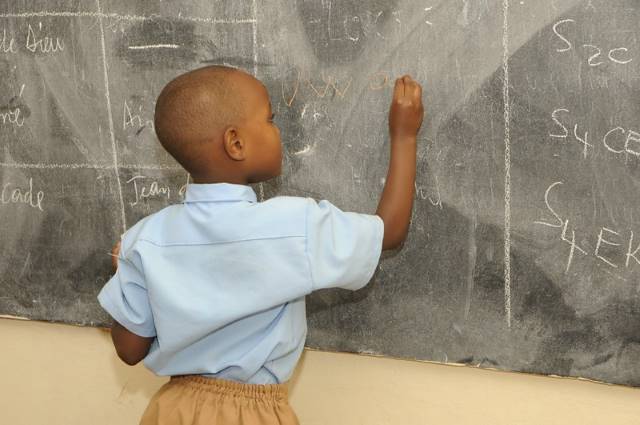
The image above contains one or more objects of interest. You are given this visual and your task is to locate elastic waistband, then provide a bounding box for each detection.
[169,375,288,402]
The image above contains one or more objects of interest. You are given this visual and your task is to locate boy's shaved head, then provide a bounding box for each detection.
[154,65,252,175]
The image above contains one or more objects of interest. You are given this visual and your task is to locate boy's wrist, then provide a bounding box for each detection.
[390,133,417,143]
[390,135,418,149]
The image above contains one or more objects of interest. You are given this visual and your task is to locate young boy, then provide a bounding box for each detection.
[98,65,423,424]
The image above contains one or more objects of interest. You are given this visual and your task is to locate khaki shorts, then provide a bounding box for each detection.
[140,375,300,425]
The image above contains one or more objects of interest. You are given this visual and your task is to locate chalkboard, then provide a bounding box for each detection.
[1,0,639,387]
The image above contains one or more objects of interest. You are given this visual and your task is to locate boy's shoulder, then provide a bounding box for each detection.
[257,195,312,210]
[119,196,322,253]
[119,203,182,254]
[257,195,342,226]
[250,195,313,232]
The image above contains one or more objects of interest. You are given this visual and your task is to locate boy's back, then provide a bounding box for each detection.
[99,182,382,384]
[98,65,423,424]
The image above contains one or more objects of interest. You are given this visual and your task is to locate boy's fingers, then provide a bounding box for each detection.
[402,80,417,102]
[402,75,413,96]
[405,76,421,97]
[412,82,423,103]
[110,242,121,271]
[393,77,404,100]
[394,75,422,104]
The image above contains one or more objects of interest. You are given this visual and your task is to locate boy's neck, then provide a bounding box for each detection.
[191,176,249,185]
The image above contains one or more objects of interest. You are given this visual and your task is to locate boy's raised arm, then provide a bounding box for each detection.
[376,75,424,250]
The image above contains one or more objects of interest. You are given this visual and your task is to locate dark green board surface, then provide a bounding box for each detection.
[1,0,639,386]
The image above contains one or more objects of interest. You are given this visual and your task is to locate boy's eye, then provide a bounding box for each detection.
[269,113,276,122]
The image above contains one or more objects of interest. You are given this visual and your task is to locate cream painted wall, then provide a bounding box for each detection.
[1,318,639,425]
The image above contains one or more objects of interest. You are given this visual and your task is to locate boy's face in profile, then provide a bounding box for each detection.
[238,76,282,183]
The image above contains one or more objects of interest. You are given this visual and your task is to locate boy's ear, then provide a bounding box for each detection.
[222,126,246,161]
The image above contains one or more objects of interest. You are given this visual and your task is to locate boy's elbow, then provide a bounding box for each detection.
[381,229,408,251]
[115,348,145,366]
[110,321,153,366]
[382,239,404,251]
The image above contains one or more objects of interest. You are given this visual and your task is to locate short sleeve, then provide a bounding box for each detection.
[97,247,156,338]
[305,199,384,291]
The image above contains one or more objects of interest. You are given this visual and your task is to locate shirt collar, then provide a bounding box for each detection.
[184,183,257,203]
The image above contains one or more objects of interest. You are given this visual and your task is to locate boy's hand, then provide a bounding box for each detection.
[389,75,424,140]
[111,241,121,273]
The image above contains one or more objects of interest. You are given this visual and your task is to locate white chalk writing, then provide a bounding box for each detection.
[325,6,388,42]
[25,23,64,54]
[549,108,591,158]
[0,28,17,53]
[534,181,638,273]
[0,105,25,127]
[415,179,442,209]
[553,19,574,52]
[1,178,44,211]
[550,108,640,161]
[126,175,170,206]
[123,100,154,133]
[553,18,633,66]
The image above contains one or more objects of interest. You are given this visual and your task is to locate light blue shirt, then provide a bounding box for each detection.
[98,183,383,384]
